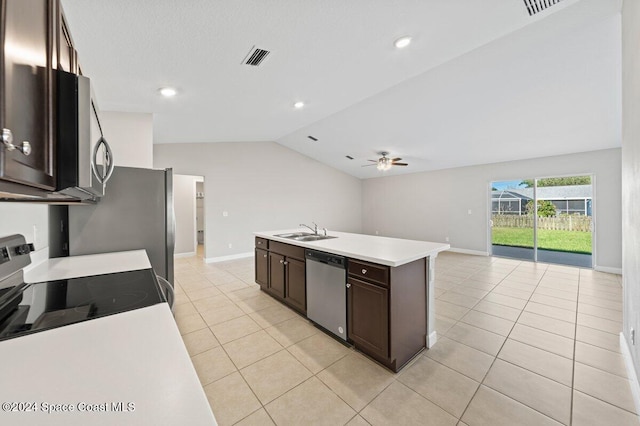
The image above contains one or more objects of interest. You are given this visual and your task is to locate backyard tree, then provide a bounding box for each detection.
[521,176,591,187]
[526,200,556,217]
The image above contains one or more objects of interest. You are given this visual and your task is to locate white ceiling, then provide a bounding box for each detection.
[61,0,622,179]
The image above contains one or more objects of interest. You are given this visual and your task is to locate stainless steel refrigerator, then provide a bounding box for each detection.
[49,166,175,285]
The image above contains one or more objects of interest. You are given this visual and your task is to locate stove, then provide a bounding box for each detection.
[0,234,167,341]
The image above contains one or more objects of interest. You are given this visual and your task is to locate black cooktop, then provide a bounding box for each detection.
[0,268,165,341]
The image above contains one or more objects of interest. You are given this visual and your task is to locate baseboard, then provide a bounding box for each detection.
[205,252,253,263]
[426,331,438,348]
[619,333,640,417]
[448,247,489,256]
[174,252,196,259]
[595,265,623,275]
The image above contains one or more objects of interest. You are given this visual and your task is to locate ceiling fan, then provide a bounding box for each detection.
[363,152,408,171]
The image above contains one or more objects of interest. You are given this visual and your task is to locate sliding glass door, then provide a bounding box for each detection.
[490,176,593,267]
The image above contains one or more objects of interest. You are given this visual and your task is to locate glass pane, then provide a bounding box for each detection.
[491,180,534,261]
[536,176,592,267]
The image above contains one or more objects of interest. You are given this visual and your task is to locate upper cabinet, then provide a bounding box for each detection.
[0,0,58,191]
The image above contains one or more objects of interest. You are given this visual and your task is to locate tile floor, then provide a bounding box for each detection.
[173,247,639,425]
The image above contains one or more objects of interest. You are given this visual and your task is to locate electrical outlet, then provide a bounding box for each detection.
[222,211,228,217]
[467,209,472,215]
[445,236,450,242]
[375,231,379,235]
[228,243,232,249]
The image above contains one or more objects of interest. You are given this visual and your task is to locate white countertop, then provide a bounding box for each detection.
[3,250,216,425]
[24,250,152,283]
[255,229,450,267]
[0,304,216,425]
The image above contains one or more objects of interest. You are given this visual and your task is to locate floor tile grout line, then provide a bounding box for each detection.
[182,252,629,425]
[454,258,532,421]
[458,259,569,423]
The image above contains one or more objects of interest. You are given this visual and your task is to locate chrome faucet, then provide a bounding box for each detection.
[300,222,318,234]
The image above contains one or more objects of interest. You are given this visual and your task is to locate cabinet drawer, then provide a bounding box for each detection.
[348,259,389,287]
[269,241,305,260]
[255,237,269,249]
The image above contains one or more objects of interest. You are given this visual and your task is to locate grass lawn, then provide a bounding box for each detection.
[491,227,592,254]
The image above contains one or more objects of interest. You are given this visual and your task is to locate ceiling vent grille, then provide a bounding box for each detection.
[523,0,562,16]
[243,46,270,66]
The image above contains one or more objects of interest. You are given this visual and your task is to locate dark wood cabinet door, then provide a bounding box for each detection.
[285,257,306,313]
[268,252,285,299]
[1,0,56,190]
[255,248,269,290]
[348,277,389,360]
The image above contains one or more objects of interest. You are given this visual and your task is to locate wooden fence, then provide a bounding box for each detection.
[491,214,592,232]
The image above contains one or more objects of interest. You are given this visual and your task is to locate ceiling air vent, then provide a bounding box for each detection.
[523,0,562,16]
[243,46,270,67]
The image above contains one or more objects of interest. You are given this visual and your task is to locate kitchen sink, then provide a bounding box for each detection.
[274,232,314,238]
[291,235,337,242]
[274,232,337,242]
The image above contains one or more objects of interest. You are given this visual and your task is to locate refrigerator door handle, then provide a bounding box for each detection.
[156,275,175,313]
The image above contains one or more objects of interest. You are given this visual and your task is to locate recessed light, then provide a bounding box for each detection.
[394,36,412,49]
[159,87,178,97]
[293,101,305,109]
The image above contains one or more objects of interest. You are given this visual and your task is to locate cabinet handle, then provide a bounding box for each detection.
[346,283,351,288]
[257,241,262,244]
[362,268,367,274]
[263,254,267,258]
[280,259,284,264]
[283,261,288,265]
[1,129,31,156]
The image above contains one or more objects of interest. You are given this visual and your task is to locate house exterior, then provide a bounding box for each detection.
[491,185,593,216]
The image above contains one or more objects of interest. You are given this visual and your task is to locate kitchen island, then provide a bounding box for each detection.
[254,229,449,372]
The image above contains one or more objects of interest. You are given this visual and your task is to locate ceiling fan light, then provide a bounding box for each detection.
[394,36,412,49]
[159,87,178,97]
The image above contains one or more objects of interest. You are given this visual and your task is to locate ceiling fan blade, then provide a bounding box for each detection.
[367,159,378,162]
[392,163,408,166]
[391,158,402,162]
[361,164,377,167]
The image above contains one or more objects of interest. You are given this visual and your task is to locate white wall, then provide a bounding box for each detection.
[154,142,362,261]
[622,0,640,388]
[0,204,49,268]
[173,175,200,256]
[363,148,622,271]
[101,111,153,168]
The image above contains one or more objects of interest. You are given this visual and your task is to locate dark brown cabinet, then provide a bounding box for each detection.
[347,257,428,372]
[1,0,58,190]
[255,248,269,290]
[348,276,389,360]
[254,239,306,315]
[268,252,286,299]
[284,257,306,313]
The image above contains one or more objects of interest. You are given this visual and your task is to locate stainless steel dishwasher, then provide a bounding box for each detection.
[305,249,347,341]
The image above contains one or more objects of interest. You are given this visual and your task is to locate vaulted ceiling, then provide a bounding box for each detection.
[61,0,622,178]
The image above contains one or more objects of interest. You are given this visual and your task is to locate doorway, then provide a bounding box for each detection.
[173,174,205,258]
[490,176,593,268]
[196,181,205,258]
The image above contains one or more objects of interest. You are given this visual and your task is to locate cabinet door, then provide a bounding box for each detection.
[268,252,285,299]
[348,277,389,360]
[255,248,269,290]
[285,257,305,313]
[1,0,56,190]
